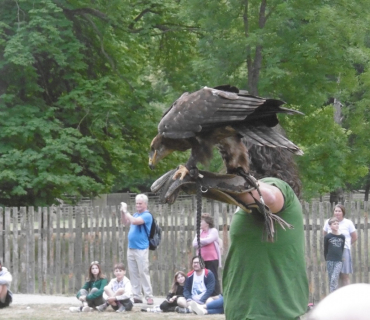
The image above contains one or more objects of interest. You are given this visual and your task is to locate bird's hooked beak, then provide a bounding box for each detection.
[149,150,157,170]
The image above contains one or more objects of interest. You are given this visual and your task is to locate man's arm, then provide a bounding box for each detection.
[351,230,358,245]
[120,202,145,225]
[183,277,192,300]
[235,181,284,213]
[200,271,215,303]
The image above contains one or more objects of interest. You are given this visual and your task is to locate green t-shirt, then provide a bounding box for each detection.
[223,178,308,320]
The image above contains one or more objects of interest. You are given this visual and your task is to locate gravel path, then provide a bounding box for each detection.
[13,294,165,306]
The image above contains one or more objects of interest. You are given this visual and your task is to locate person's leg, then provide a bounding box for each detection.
[88,288,104,307]
[326,261,335,292]
[127,248,142,300]
[136,248,153,300]
[121,298,133,311]
[160,300,170,312]
[331,262,343,292]
[204,260,220,295]
[176,297,187,308]
[206,295,224,314]
[339,249,352,287]
[0,285,7,303]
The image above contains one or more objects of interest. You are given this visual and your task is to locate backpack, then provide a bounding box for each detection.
[146,213,162,251]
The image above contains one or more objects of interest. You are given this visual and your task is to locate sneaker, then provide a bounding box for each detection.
[116,305,126,313]
[176,306,191,313]
[96,303,108,312]
[190,301,206,315]
[82,306,93,312]
[147,298,154,305]
[69,306,82,312]
[134,298,143,303]
[141,308,148,312]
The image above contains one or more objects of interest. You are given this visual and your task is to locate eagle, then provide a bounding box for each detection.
[149,85,303,179]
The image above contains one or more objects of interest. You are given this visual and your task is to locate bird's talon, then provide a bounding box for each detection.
[172,165,189,180]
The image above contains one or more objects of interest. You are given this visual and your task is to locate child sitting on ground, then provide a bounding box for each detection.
[69,261,107,312]
[96,263,133,313]
[141,270,186,312]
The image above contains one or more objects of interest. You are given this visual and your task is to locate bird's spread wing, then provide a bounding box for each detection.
[158,87,283,139]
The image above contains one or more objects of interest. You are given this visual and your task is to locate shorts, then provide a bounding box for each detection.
[0,290,13,309]
[341,248,353,274]
[112,298,133,311]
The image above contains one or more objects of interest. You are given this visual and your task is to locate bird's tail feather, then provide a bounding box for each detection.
[235,126,303,156]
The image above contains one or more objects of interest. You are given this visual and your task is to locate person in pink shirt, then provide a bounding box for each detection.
[192,213,221,295]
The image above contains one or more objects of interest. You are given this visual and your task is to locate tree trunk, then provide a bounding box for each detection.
[329,188,344,204]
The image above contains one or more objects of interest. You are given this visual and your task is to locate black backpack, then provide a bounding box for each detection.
[146,213,162,250]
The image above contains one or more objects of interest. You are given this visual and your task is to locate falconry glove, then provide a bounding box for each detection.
[151,168,294,242]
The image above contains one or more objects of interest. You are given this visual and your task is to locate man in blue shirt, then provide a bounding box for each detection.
[121,194,154,305]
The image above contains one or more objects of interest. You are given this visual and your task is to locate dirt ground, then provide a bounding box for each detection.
[1,294,226,320]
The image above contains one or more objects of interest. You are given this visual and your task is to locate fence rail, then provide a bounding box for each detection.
[1,198,369,302]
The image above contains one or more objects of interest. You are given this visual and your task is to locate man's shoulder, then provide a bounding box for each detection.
[187,270,195,277]
[204,269,214,277]
[137,210,152,218]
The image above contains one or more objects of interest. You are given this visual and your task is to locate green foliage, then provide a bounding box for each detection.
[2,0,370,205]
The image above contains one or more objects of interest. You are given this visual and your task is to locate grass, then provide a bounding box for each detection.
[2,304,226,320]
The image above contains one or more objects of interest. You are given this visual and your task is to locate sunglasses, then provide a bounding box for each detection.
[90,261,99,265]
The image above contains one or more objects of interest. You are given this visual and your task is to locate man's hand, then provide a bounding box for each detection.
[120,202,128,213]
[120,202,130,225]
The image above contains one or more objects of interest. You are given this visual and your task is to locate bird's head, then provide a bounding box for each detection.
[149,135,174,170]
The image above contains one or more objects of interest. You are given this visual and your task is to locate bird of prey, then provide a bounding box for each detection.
[149,85,303,179]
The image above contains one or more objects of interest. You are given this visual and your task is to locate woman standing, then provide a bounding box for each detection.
[323,204,357,287]
[69,261,108,312]
[192,213,221,295]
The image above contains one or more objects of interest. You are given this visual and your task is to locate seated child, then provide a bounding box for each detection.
[69,261,107,312]
[96,263,133,313]
[141,270,186,312]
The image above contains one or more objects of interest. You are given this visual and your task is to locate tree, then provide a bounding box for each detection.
[166,0,370,199]
[0,0,188,205]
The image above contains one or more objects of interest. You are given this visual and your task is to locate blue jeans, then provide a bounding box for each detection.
[206,295,224,314]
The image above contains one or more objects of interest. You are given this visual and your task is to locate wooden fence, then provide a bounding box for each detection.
[0,198,369,302]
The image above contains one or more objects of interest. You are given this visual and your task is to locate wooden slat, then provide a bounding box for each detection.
[83,207,89,274]
[94,206,100,263]
[42,207,48,294]
[364,201,369,283]
[68,206,74,293]
[36,207,42,294]
[0,208,3,260]
[12,207,19,292]
[19,207,27,293]
[61,207,66,294]
[48,207,54,294]
[75,207,82,291]
[55,207,61,294]
[312,202,320,302]
[304,202,312,299]
[28,207,35,293]
[350,201,357,283]
[111,205,118,267]
[318,202,326,299]
[355,202,362,283]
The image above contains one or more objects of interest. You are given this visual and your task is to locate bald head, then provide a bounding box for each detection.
[308,284,370,320]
